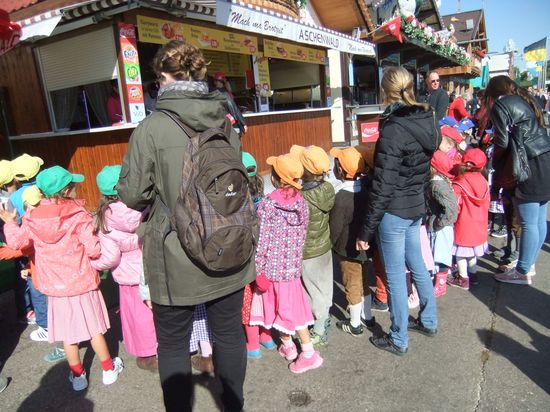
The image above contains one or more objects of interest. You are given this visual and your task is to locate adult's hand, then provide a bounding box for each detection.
[356,239,370,251]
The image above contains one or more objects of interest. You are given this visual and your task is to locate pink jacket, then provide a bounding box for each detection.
[90,201,143,285]
[4,199,100,297]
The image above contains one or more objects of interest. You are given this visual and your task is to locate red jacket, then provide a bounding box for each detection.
[448,97,470,121]
[4,199,101,297]
[452,172,490,247]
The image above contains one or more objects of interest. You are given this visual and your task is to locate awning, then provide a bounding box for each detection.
[215,0,376,57]
[18,9,62,41]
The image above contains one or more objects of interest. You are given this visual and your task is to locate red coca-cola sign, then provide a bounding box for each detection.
[361,121,379,142]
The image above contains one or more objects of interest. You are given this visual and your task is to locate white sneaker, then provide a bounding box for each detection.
[102,357,123,385]
[30,326,48,342]
[69,372,88,391]
[526,264,536,276]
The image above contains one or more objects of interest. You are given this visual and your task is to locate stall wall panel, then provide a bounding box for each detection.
[38,27,118,91]
[0,45,50,135]
[242,110,332,175]
[12,129,130,210]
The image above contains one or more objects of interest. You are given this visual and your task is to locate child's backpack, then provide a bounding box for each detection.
[159,110,258,273]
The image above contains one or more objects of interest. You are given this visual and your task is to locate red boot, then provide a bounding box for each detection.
[433,271,448,298]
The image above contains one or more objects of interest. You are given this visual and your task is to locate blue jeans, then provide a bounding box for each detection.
[514,199,548,274]
[377,213,437,348]
[28,277,48,329]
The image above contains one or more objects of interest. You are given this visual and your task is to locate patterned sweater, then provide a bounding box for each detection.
[426,175,458,232]
[255,188,309,282]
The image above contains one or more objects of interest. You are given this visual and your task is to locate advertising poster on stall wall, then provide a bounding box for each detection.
[263,39,326,64]
[136,15,258,55]
[118,23,145,124]
[253,54,271,112]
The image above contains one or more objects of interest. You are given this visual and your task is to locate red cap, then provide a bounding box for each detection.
[441,126,463,144]
[430,150,454,179]
[462,148,487,169]
[213,71,227,81]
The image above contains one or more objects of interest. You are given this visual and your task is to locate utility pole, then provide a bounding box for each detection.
[457,0,461,12]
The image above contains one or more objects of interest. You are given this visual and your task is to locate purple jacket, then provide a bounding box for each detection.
[255,188,309,282]
[90,201,144,285]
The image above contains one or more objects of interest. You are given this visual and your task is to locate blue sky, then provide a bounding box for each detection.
[438,0,550,68]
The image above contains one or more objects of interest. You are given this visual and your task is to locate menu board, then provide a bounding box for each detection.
[263,39,326,65]
[202,50,251,77]
[256,54,271,91]
[137,15,257,55]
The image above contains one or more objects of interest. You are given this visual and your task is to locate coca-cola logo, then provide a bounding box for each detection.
[363,127,378,136]
[119,26,135,38]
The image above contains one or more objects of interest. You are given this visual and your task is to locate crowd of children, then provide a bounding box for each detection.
[0,119,514,390]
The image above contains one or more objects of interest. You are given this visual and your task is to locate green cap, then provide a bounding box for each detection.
[36,166,84,197]
[241,152,257,177]
[96,165,122,196]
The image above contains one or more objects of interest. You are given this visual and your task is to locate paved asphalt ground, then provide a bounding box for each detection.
[1,228,550,411]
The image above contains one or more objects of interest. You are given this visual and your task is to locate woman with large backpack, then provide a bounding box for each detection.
[117,40,255,412]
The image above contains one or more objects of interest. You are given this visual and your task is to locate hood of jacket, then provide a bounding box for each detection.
[387,105,440,153]
[104,201,143,234]
[25,199,89,244]
[453,174,490,206]
[155,87,230,132]
[267,189,307,226]
[302,181,334,213]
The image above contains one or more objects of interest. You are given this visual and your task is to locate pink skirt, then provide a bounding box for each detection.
[249,278,314,335]
[48,289,110,345]
[119,284,157,357]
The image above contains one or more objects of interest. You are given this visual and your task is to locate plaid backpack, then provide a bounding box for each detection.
[160,110,258,272]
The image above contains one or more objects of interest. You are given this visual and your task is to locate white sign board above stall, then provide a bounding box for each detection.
[216,0,376,57]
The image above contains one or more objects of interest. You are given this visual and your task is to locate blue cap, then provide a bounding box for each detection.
[439,116,457,127]
[457,118,475,133]
[485,128,493,134]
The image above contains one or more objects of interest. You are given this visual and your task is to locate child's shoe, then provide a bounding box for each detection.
[447,275,469,290]
[277,340,298,361]
[371,296,389,312]
[289,351,323,374]
[26,310,36,325]
[259,340,276,350]
[360,316,376,331]
[309,330,328,347]
[433,271,448,298]
[247,349,262,359]
[44,347,66,363]
[336,319,363,336]
[30,326,48,342]
[102,357,123,385]
[69,371,88,391]
[136,355,158,372]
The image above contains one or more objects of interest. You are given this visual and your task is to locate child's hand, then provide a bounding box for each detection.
[0,203,16,223]
[144,300,152,310]
[356,239,370,251]
[20,269,29,280]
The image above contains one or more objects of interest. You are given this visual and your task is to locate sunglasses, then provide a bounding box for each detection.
[431,79,440,83]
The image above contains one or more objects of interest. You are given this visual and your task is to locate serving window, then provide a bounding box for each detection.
[36,27,122,131]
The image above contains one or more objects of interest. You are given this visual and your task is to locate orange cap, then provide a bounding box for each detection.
[266,154,304,189]
[329,147,365,179]
[289,145,330,175]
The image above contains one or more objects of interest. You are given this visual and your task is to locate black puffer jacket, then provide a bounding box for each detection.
[491,94,550,201]
[358,105,441,243]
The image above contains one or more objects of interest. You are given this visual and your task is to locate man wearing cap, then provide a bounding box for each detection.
[419,71,449,122]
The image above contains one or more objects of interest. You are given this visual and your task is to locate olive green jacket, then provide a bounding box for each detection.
[301,181,335,259]
[117,88,254,306]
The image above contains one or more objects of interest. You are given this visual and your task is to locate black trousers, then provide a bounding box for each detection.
[152,288,246,412]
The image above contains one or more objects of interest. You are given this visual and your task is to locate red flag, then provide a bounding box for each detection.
[381,16,403,43]
[0,9,21,56]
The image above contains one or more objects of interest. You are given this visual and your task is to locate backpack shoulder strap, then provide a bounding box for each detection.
[158,109,197,138]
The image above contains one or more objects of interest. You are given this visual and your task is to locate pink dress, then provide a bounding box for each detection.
[248,188,314,335]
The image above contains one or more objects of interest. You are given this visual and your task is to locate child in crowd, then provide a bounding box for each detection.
[448,149,490,290]
[90,165,157,372]
[426,150,458,298]
[0,166,123,391]
[249,154,323,374]
[290,145,335,347]
[240,152,275,359]
[439,125,464,166]
[11,155,48,341]
[329,147,375,336]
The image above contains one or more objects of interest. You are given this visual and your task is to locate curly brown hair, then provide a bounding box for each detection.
[152,40,208,82]
[94,195,119,234]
